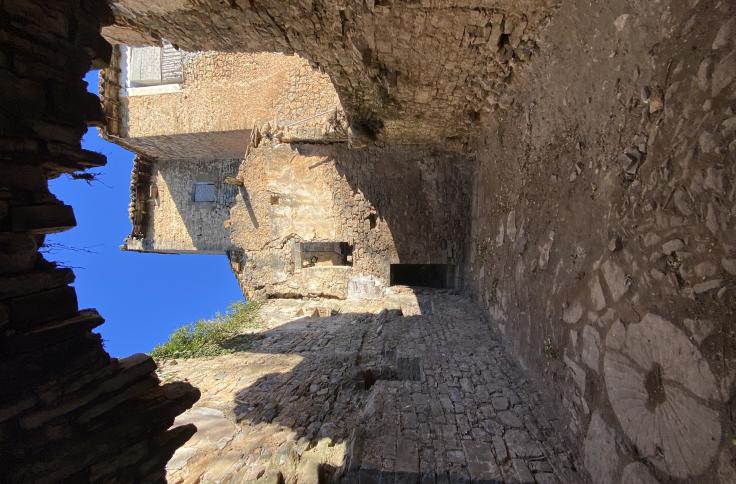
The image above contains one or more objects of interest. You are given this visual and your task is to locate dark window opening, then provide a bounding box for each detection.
[390,264,451,289]
[270,194,279,205]
[300,242,353,267]
[367,213,377,229]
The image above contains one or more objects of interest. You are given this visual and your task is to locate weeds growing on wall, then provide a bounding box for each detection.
[151,300,262,359]
[543,338,560,360]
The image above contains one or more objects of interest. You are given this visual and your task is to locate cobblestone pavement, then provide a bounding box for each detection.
[158,288,586,483]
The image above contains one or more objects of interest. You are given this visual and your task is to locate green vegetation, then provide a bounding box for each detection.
[151,300,262,360]
[543,337,560,360]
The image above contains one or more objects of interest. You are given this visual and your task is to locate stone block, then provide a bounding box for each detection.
[462,440,502,482]
[0,268,74,299]
[10,204,76,234]
[0,69,46,118]
[0,233,38,275]
[7,285,78,329]
[511,458,534,483]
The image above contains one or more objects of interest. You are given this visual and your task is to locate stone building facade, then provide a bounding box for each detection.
[226,142,470,299]
[101,46,470,299]
[103,48,343,159]
[3,0,732,482]
[100,2,736,483]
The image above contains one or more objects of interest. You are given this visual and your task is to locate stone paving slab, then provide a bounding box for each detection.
[158,289,585,483]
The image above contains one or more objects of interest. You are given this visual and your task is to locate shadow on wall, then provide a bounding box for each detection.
[294,143,473,271]
[237,185,259,229]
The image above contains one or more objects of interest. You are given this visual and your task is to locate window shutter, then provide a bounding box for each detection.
[161,42,183,84]
[129,46,162,86]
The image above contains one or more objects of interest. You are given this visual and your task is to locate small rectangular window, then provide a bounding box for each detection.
[193,182,216,202]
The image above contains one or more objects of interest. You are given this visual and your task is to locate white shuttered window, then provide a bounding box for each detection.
[128,41,182,87]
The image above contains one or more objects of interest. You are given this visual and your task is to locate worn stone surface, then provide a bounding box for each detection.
[158,290,584,483]
[465,1,736,482]
[583,412,618,484]
[604,313,721,478]
[0,1,199,482]
[620,462,660,484]
[103,0,560,143]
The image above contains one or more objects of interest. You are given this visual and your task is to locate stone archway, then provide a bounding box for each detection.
[102,0,558,143]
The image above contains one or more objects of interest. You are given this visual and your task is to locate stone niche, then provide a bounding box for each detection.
[389,263,455,289]
[297,241,354,268]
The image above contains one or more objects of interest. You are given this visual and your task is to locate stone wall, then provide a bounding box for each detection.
[230,140,472,299]
[106,49,342,159]
[0,0,198,482]
[103,0,559,143]
[465,1,736,482]
[69,1,736,481]
[125,158,239,253]
[128,138,472,299]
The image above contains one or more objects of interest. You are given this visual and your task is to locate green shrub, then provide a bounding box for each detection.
[151,300,262,360]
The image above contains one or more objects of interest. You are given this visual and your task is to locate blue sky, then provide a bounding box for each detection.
[47,71,243,357]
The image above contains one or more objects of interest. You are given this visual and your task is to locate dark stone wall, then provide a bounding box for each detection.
[465,0,736,482]
[0,1,197,481]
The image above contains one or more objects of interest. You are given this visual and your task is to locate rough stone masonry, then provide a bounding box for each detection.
[0,1,199,483]
[0,0,734,483]
[102,1,736,482]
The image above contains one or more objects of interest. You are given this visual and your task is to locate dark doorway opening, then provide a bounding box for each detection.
[390,264,451,289]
